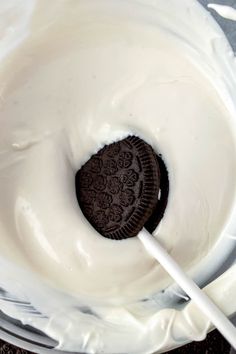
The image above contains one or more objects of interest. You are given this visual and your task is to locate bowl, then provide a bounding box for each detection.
[0,0,236,353]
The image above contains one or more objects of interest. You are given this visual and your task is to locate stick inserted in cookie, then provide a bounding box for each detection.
[75,135,236,349]
[76,135,168,239]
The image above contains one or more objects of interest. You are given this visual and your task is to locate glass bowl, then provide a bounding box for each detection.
[0,0,236,353]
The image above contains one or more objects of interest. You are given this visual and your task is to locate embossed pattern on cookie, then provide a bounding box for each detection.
[76,136,169,239]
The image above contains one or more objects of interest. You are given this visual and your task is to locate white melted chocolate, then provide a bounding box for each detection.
[0,1,236,353]
[208,4,236,21]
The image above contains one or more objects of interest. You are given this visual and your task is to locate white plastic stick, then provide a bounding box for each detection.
[138,229,236,349]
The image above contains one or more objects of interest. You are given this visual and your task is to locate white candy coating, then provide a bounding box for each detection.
[0,1,236,353]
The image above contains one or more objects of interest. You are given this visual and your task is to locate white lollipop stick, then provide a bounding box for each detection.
[138,228,236,349]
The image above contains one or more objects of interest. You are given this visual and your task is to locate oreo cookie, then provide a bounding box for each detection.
[145,154,169,233]
[75,136,168,240]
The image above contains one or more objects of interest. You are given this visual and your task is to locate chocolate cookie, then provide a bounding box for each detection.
[145,154,169,233]
[75,136,168,240]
